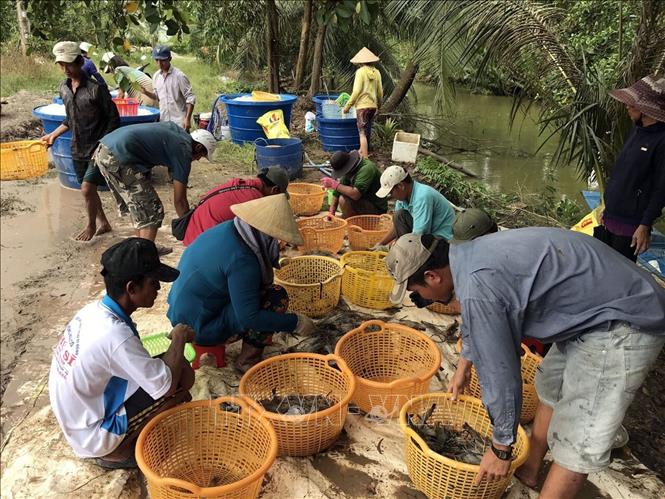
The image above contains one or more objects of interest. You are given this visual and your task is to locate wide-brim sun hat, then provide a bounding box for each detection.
[350,47,380,64]
[329,150,361,179]
[231,194,304,246]
[609,75,665,122]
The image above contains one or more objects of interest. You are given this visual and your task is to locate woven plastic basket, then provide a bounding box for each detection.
[297,215,347,254]
[136,396,277,499]
[345,214,393,251]
[1,140,48,181]
[140,332,196,363]
[400,393,529,499]
[340,251,395,310]
[456,339,542,423]
[287,183,325,216]
[334,320,442,418]
[273,256,343,317]
[239,353,356,456]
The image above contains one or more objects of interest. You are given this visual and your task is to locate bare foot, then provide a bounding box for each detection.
[95,223,112,236]
[75,226,96,241]
[514,468,538,489]
[156,245,173,256]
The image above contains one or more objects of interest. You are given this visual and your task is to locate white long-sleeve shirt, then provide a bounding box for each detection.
[152,65,195,125]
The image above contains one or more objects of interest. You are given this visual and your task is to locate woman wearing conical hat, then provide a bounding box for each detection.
[166,194,315,373]
[343,47,383,158]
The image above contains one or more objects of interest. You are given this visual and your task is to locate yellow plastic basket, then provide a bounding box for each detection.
[136,396,278,499]
[239,353,356,456]
[0,140,48,180]
[456,339,542,423]
[345,214,393,250]
[334,320,441,418]
[297,215,347,255]
[273,256,343,317]
[287,183,325,216]
[400,393,529,499]
[340,251,395,310]
[252,90,281,101]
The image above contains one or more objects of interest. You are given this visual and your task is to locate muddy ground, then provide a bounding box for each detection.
[1,92,664,498]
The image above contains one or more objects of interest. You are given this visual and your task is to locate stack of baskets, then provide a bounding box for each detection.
[0,140,48,181]
[400,393,529,499]
[136,396,277,499]
[287,183,325,216]
[456,339,542,423]
[239,353,356,456]
[345,214,392,250]
[340,251,395,310]
[273,256,343,317]
[297,215,347,254]
[335,320,441,418]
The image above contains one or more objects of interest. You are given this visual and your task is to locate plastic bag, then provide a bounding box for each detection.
[256,109,290,139]
[305,111,316,133]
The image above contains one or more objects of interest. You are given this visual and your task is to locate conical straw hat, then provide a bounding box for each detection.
[231,194,304,245]
[350,47,380,64]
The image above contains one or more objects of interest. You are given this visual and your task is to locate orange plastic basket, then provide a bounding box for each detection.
[334,320,442,418]
[273,255,343,317]
[456,339,542,423]
[112,97,139,116]
[345,214,392,250]
[340,251,396,310]
[297,215,347,254]
[400,393,529,499]
[136,396,277,499]
[0,140,48,180]
[239,353,356,456]
[287,183,325,216]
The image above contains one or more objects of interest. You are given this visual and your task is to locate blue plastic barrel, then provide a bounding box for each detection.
[317,116,360,152]
[312,94,340,117]
[221,93,297,144]
[254,138,303,180]
[32,104,160,189]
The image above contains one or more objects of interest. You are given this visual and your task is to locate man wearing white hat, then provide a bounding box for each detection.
[79,42,108,88]
[375,165,455,246]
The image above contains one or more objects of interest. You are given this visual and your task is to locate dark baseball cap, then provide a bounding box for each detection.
[100,238,179,282]
[258,166,289,194]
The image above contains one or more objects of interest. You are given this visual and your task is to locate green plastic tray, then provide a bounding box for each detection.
[141,332,196,363]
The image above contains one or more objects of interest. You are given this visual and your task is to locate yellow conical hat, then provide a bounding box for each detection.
[231,194,304,245]
[350,47,380,64]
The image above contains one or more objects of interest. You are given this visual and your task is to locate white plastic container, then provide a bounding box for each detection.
[391,131,421,163]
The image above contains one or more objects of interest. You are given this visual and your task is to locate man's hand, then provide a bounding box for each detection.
[40,133,54,147]
[294,314,316,336]
[320,177,340,190]
[447,358,472,400]
[474,447,512,486]
[631,224,651,256]
[168,323,196,343]
[182,117,191,132]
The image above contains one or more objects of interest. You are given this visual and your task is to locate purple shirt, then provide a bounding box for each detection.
[82,58,108,88]
[603,214,639,237]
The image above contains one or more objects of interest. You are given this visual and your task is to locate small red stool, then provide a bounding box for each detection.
[192,343,226,369]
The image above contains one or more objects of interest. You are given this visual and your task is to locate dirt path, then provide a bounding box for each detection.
[0,90,51,141]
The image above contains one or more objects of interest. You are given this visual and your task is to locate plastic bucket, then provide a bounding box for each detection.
[254,137,303,180]
[32,104,160,190]
[317,116,360,152]
[221,93,297,144]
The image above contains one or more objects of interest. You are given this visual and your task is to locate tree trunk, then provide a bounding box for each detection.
[294,0,312,91]
[419,147,479,178]
[266,0,280,93]
[381,58,419,115]
[307,22,326,97]
[16,0,29,56]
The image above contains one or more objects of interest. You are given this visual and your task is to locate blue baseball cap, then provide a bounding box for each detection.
[152,45,171,60]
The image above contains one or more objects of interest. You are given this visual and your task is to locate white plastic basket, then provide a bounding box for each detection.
[392,131,421,163]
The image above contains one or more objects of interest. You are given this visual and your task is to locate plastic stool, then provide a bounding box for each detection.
[192,343,226,369]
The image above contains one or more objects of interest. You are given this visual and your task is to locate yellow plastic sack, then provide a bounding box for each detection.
[257,109,290,139]
[571,203,604,236]
[252,91,281,101]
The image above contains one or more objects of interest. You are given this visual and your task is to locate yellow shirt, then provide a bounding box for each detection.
[344,66,383,111]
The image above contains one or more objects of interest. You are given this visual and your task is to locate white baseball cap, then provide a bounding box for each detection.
[101,51,115,64]
[190,129,217,161]
[79,42,92,53]
[376,165,408,198]
[53,41,81,64]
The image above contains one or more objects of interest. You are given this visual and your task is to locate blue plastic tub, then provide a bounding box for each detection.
[221,93,297,144]
[312,94,340,117]
[33,104,160,189]
[317,116,360,152]
[254,138,303,180]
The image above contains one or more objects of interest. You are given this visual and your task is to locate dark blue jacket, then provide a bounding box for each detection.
[166,221,298,345]
[604,121,665,227]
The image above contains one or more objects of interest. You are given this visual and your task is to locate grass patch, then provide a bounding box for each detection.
[213,140,256,175]
[0,54,63,97]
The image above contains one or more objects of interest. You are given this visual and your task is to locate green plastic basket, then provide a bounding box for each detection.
[140,333,196,363]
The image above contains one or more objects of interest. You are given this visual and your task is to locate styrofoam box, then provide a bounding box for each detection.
[391,131,421,163]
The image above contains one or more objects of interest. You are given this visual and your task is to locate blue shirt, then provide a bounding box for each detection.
[100,122,193,184]
[82,57,108,88]
[451,228,665,446]
[166,221,298,344]
[395,181,455,240]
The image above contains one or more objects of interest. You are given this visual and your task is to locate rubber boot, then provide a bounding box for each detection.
[234,341,264,374]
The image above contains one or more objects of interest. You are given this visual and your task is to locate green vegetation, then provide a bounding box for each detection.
[0,54,63,96]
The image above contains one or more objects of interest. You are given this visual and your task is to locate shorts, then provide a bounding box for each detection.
[535,322,664,474]
[356,107,376,136]
[95,144,164,230]
[73,158,106,186]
